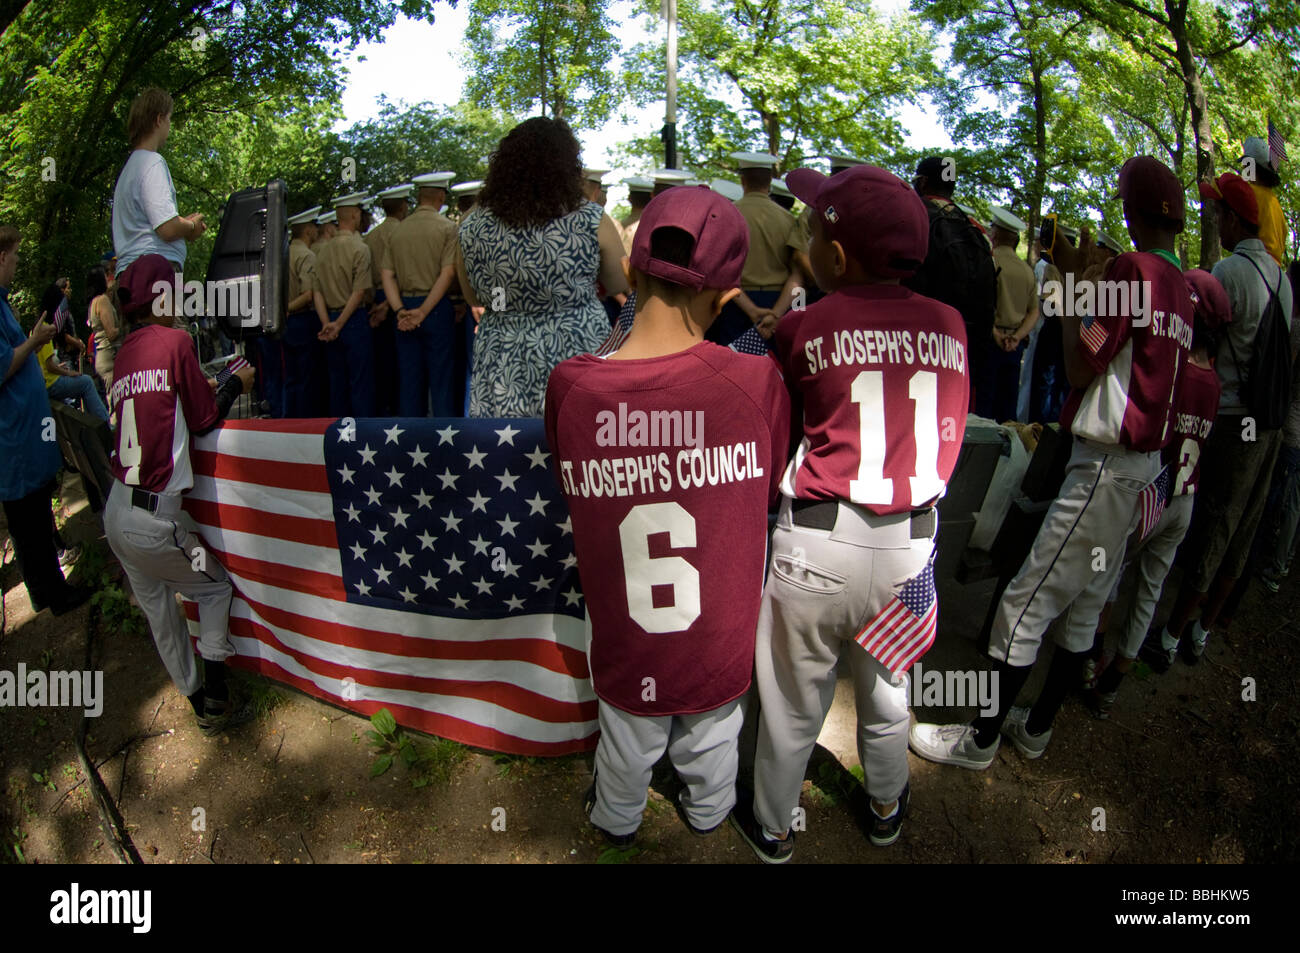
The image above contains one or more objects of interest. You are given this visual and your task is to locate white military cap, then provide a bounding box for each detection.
[956,203,978,218]
[709,178,744,201]
[451,180,484,196]
[771,176,793,198]
[413,171,455,189]
[316,210,337,225]
[623,175,654,193]
[1059,223,1080,242]
[684,177,706,187]
[1242,136,1276,171]
[989,206,1027,233]
[730,151,778,169]
[1096,230,1125,253]
[331,191,372,209]
[828,153,866,171]
[286,206,322,227]
[652,168,694,186]
[582,168,609,184]
[376,184,413,202]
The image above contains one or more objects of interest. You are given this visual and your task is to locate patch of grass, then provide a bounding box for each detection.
[365,709,467,789]
[808,761,862,808]
[238,676,285,718]
[597,845,642,864]
[492,753,544,779]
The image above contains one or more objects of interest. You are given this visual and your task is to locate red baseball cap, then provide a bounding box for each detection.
[1197,172,1259,226]
[785,164,928,278]
[118,254,176,318]
[1183,268,1232,328]
[1115,156,1185,227]
[629,187,749,291]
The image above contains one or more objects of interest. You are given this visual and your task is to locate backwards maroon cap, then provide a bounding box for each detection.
[1197,172,1259,227]
[1116,156,1186,227]
[785,164,928,278]
[1183,268,1232,329]
[118,254,175,318]
[630,187,749,291]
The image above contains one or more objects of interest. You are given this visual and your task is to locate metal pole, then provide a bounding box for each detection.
[663,0,678,168]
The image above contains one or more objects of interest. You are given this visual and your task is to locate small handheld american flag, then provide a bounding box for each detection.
[215,355,250,386]
[1269,118,1288,165]
[1137,464,1172,541]
[855,559,938,676]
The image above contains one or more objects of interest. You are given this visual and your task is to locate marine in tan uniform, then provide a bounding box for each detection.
[312,192,374,416]
[365,183,412,416]
[620,175,653,257]
[282,205,325,416]
[380,171,459,417]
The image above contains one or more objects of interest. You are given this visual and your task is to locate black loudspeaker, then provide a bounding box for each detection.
[205,180,288,337]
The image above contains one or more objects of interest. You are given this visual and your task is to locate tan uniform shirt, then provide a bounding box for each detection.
[381,206,457,295]
[621,217,640,257]
[735,192,797,289]
[363,216,401,288]
[287,238,317,307]
[314,230,371,311]
[992,243,1036,332]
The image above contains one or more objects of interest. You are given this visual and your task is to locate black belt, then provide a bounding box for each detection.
[791,498,936,538]
[130,487,161,513]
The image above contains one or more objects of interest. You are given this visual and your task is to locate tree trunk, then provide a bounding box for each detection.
[1168,0,1217,268]
[1027,60,1048,263]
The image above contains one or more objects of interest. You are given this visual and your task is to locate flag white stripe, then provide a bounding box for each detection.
[189,519,341,576]
[883,608,936,670]
[195,428,326,465]
[189,475,335,522]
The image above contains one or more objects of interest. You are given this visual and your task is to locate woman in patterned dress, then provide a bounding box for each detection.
[457,117,628,417]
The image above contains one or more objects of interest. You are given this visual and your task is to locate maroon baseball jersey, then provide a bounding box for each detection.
[773,284,970,515]
[1061,252,1193,451]
[108,325,220,494]
[545,343,790,716]
[1168,360,1220,497]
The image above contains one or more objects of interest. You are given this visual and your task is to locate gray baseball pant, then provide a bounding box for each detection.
[591,697,744,837]
[753,498,932,840]
[103,479,235,697]
[1110,492,1194,660]
[988,438,1160,667]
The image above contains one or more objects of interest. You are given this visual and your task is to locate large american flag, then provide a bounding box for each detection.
[854,561,938,676]
[1137,463,1172,542]
[181,417,597,755]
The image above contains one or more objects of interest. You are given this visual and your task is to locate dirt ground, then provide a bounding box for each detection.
[2,474,1296,865]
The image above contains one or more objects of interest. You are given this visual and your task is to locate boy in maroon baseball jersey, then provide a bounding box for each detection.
[1082,269,1226,714]
[103,254,256,735]
[730,165,970,862]
[911,156,1193,769]
[545,188,789,846]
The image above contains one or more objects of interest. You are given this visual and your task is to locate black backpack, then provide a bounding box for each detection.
[904,200,998,345]
[1226,255,1292,430]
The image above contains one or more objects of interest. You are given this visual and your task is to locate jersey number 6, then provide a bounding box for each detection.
[618,501,701,634]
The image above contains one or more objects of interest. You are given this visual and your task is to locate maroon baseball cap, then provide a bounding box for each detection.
[118,254,175,318]
[785,164,928,278]
[1115,156,1185,226]
[1183,268,1232,328]
[1197,172,1259,226]
[629,187,749,291]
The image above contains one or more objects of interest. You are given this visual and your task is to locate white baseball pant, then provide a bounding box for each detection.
[103,479,234,697]
[753,497,933,841]
[988,438,1159,667]
[1109,492,1195,660]
[591,697,744,837]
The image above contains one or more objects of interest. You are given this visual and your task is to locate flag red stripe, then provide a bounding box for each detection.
[192,449,331,494]
[191,543,347,599]
[185,497,338,548]
[859,601,907,651]
[880,615,928,669]
[218,418,335,435]
[882,606,936,670]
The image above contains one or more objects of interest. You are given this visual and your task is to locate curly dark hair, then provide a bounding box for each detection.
[480,117,585,229]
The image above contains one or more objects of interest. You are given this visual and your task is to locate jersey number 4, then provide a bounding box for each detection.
[848,369,943,507]
[618,502,701,634]
[117,397,143,485]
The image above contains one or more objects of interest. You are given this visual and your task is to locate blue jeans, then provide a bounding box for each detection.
[48,374,108,421]
[397,296,455,417]
[326,310,375,418]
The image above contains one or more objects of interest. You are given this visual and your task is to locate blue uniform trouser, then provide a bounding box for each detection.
[371,292,399,417]
[258,334,285,418]
[975,335,1025,424]
[327,308,375,418]
[283,309,327,417]
[397,295,455,417]
[709,290,779,349]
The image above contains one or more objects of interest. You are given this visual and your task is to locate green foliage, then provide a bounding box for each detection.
[596,844,641,863]
[464,0,619,128]
[365,707,466,788]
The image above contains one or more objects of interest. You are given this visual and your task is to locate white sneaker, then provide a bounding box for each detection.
[908,722,998,770]
[1188,621,1209,663]
[1000,706,1052,759]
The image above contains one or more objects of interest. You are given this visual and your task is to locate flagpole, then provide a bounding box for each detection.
[663,0,677,168]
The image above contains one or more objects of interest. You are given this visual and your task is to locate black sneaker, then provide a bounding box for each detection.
[674,791,725,837]
[583,780,635,847]
[728,795,794,864]
[867,783,910,847]
[196,692,255,737]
